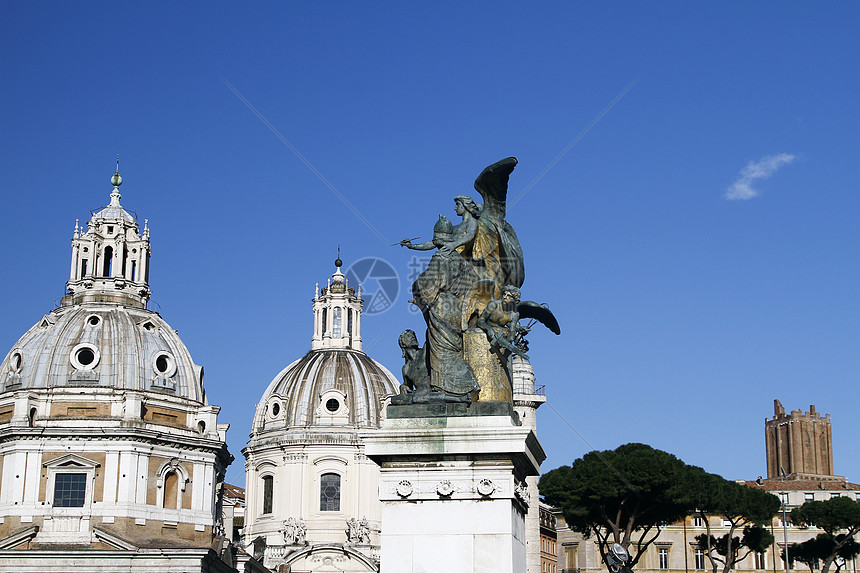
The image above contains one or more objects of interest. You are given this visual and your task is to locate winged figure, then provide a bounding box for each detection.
[472,157,525,291]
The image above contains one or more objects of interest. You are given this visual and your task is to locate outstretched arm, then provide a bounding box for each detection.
[400,238,436,251]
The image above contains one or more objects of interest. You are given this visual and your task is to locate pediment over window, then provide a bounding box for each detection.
[312,455,348,466]
[0,525,39,550]
[255,460,277,473]
[43,453,101,470]
[93,526,139,550]
[286,543,377,572]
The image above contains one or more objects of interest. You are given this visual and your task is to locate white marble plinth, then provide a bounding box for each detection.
[361,412,545,573]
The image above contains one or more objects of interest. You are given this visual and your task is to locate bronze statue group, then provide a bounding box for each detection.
[395,158,559,406]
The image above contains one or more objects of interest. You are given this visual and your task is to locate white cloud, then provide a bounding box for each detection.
[724,153,796,200]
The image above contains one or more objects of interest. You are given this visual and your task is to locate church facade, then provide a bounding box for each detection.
[242,259,401,572]
[553,401,859,573]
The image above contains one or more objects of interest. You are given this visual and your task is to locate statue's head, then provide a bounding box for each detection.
[454,195,482,217]
[502,285,521,304]
[398,329,419,352]
[433,215,453,245]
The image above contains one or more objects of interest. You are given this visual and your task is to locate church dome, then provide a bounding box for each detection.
[92,201,136,223]
[1,303,205,401]
[253,259,398,432]
[255,349,398,431]
[0,168,204,402]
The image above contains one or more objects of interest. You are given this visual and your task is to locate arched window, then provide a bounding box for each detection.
[103,246,113,277]
[320,472,341,511]
[347,309,353,342]
[163,471,179,509]
[156,461,188,509]
[321,308,327,334]
[262,475,274,514]
[333,307,342,337]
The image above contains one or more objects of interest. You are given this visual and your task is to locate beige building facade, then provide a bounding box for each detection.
[554,402,859,573]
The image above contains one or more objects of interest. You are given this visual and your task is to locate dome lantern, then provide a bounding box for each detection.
[311,258,363,351]
[63,164,151,308]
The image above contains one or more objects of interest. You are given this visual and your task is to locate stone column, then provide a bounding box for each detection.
[70,244,78,281]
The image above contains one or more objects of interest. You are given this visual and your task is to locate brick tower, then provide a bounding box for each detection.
[765,399,834,480]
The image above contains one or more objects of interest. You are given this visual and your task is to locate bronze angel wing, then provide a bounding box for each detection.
[517,301,561,335]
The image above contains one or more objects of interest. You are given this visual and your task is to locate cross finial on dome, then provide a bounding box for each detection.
[108,156,124,208]
[111,156,123,188]
[335,245,342,269]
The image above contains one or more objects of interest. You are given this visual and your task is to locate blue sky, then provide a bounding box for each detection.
[2,2,858,489]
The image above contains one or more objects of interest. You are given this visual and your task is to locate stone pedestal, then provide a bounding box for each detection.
[361,404,545,573]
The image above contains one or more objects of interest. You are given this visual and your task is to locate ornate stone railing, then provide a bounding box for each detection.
[264,545,287,560]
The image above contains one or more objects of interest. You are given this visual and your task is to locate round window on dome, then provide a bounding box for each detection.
[271,402,280,417]
[325,398,340,413]
[70,343,100,371]
[10,351,23,372]
[153,352,176,377]
[78,348,95,365]
[87,315,101,326]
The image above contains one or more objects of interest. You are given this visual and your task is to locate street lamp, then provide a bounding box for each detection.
[780,467,790,573]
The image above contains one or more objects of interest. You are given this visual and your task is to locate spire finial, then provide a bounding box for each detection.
[111,155,123,188]
[335,244,343,269]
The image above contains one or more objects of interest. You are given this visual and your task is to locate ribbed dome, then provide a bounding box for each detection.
[1,302,205,402]
[93,201,135,223]
[91,184,136,223]
[254,349,398,432]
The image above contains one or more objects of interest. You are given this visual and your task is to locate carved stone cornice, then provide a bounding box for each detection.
[0,425,227,454]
